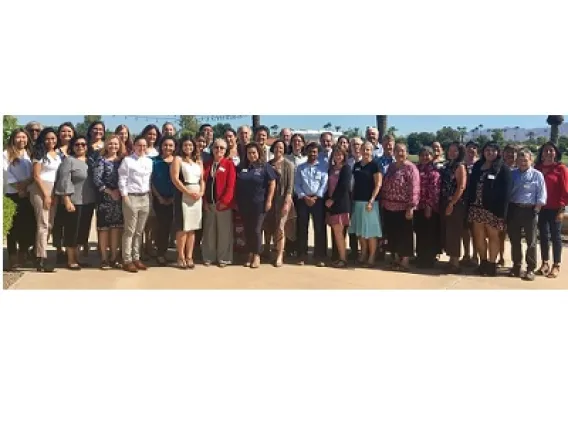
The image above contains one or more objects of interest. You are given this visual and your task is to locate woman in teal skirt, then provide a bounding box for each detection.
[348,142,383,267]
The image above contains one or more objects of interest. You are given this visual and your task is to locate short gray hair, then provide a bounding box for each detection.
[517,148,533,159]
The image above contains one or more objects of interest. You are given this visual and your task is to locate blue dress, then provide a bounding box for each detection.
[93,156,124,230]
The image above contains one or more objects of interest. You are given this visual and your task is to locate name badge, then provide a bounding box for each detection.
[524,183,532,189]
[219,167,226,172]
[354,167,361,172]
[488,174,496,180]
[242,169,248,173]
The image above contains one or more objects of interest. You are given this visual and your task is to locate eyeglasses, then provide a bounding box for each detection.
[74,143,87,147]
[214,146,226,150]
[31,128,40,132]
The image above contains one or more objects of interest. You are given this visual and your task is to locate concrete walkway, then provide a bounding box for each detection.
[6,220,567,289]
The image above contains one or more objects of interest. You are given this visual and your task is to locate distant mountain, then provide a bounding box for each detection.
[466,123,568,142]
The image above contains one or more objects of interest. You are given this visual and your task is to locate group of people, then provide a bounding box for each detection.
[3,120,567,281]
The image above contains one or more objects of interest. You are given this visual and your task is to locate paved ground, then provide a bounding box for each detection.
[4,219,567,290]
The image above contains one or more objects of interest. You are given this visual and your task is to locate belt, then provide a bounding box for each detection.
[512,203,535,208]
[129,192,149,196]
[184,182,199,185]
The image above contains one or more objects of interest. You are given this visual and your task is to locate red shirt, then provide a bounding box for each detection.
[535,162,568,210]
[202,157,236,210]
[417,163,441,212]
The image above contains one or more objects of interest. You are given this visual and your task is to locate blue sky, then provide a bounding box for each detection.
[14,115,562,135]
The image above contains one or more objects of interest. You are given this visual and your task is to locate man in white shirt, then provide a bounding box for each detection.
[254,125,273,162]
[280,128,292,154]
[366,127,383,158]
[118,136,154,272]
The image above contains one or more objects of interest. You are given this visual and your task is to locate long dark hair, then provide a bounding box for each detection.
[242,142,264,168]
[445,141,466,172]
[475,141,503,173]
[57,122,76,146]
[159,136,178,158]
[141,124,162,149]
[536,141,562,165]
[86,120,106,143]
[177,136,198,162]
[32,127,59,161]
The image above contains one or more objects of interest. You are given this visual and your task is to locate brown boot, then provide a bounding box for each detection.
[133,260,147,271]
[123,262,138,273]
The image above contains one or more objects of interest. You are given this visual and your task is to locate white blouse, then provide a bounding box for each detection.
[33,153,62,183]
[3,150,32,194]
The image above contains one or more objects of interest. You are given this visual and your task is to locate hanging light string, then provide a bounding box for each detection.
[111,115,248,124]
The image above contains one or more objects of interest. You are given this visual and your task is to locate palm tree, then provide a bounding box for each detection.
[270,124,279,136]
[335,125,342,132]
[323,122,333,130]
[252,115,261,129]
[526,131,535,142]
[478,124,484,138]
[376,115,388,140]
[387,126,398,136]
[546,115,565,144]
[514,126,520,142]
[457,126,468,143]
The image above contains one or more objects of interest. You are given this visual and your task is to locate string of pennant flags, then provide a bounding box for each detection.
[111,115,248,124]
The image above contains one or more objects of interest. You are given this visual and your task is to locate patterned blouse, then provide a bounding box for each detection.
[93,156,122,193]
[417,162,441,212]
[381,160,420,211]
[440,161,463,202]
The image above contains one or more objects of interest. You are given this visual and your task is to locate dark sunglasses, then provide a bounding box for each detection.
[74,143,87,147]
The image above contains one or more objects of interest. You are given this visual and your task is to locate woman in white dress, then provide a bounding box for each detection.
[171,136,204,269]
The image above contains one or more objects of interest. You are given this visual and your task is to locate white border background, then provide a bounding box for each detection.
[1,0,568,425]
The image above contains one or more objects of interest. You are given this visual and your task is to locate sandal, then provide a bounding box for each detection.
[67,263,81,271]
[333,260,347,268]
[186,258,195,269]
[536,263,550,276]
[177,259,187,270]
[547,264,560,279]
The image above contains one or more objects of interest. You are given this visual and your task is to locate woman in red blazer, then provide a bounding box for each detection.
[201,138,237,267]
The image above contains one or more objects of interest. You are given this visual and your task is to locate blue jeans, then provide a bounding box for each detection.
[538,208,563,264]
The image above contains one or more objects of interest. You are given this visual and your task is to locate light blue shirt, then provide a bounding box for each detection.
[373,144,384,158]
[294,160,328,198]
[376,155,394,175]
[318,150,332,167]
[510,167,547,206]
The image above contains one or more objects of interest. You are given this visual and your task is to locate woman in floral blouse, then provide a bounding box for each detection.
[93,134,124,269]
[381,143,420,271]
[414,146,441,269]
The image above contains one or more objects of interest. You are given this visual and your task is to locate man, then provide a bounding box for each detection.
[377,134,395,174]
[279,128,292,154]
[254,125,272,162]
[366,127,383,158]
[200,123,214,153]
[507,149,546,281]
[237,125,251,163]
[317,131,335,166]
[503,144,518,169]
[294,142,328,266]
[162,122,176,138]
[25,121,42,145]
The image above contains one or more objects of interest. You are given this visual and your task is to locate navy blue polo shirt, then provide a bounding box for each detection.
[236,162,277,213]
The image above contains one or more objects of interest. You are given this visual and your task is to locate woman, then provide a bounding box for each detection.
[337,135,350,153]
[29,128,62,272]
[171,137,204,269]
[141,124,161,158]
[414,146,441,269]
[432,141,444,168]
[467,142,512,277]
[54,136,97,270]
[346,137,363,262]
[264,139,295,267]
[3,128,35,271]
[236,142,277,268]
[439,142,468,273]
[93,134,124,269]
[86,121,106,153]
[461,141,479,267]
[535,142,568,278]
[348,141,383,268]
[224,128,240,166]
[325,146,352,268]
[115,124,132,155]
[381,143,420,271]
[52,122,76,263]
[118,136,153,273]
[151,136,177,266]
[202,138,237,267]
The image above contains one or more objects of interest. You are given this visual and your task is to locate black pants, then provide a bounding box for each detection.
[383,209,414,258]
[242,209,265,255]
[507,204,538,270]
[60,203,95,248]
[440,199,466,258]
[153,198,174,257]
[285,195,300,255]
[52,204,64,250]
[538,208,563,264]
[414,209,441,266]
[5,193,35,256]
[296,197,327,259]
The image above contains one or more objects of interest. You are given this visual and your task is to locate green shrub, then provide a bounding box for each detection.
[3,196,17,238]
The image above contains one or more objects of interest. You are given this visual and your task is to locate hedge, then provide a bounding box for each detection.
[3,196,17,238]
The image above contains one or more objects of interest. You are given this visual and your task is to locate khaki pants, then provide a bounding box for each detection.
[122,194,150,263]
[202,207,233,264]
[29,181,56,259]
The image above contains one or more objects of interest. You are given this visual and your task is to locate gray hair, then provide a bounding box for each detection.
[419,146,434,156]
[517,148,533,159]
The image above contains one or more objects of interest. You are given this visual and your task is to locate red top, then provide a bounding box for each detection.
[417,163,441,212]
[202,157,236,210]
[535,162,568,210]
[381,161,420,211]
